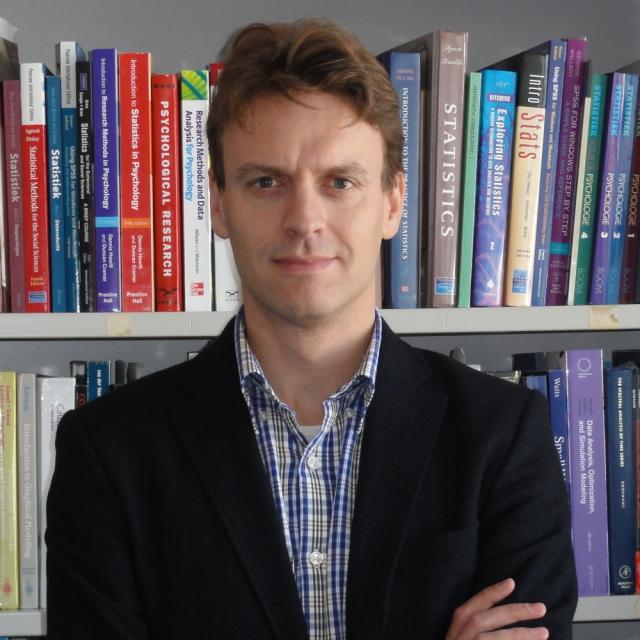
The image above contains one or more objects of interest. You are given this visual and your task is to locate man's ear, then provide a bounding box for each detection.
[381,171,405,240]
[209,168,230,239]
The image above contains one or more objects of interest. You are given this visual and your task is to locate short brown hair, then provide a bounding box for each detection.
[207,18,402,191]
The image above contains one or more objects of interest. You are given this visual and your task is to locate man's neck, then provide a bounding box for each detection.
[243,303,376,426]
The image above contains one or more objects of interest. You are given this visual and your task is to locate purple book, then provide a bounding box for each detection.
[545,39,587,305]
[564,349,609,596]
[91,49,120,312]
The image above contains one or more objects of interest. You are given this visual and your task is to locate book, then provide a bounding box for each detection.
[45,75,67,312]
[545,38,588,306]
[17,372,38,609]
[564,349,609,596]
[378,51,421,308]
[92,49,121,312]
[0,372,19,609]
[119,52,154,312]
[181,69,212,311]
[471,69,517,306]
[151,74,183,311]
[87,361,110,401]
[504,53,548,306]
[547,368,570,499]
[69,360,88,407]
[55,42,87,312]
[20,63,52,312]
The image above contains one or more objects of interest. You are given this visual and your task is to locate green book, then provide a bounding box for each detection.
[457,72,481,307]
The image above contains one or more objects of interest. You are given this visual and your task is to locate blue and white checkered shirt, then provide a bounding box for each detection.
[234,309,382,640]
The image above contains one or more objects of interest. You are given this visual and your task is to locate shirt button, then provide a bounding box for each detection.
[307,455,321,470]
[308,550,325,567]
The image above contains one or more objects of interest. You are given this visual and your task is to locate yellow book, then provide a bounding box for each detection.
[0,372,19,609]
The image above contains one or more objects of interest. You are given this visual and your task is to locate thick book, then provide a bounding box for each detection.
[91,49,121,312]
[2,80,25,312]
[87,360,110,401]
[17,372,38,609]
[20,63,52,312]
[545,39,588,305]
[55,42,87,312]
[151,74,183,311]
[504,53,548,306]
[547,368,570,499]
[570,74,608,305]
[378,51,421,309]
[471,69,517,306]
[0,372,19,609]
[532,41,567,306]
[119,52,154,312]
[564,349,609,596]
[45,75,67,312]
[181,69,212,311]
[76,60,95,312]
[605,366,636,594]
[457,72,481,308]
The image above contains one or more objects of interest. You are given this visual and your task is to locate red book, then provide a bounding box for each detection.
[20,63,51,312]
[119,52,154,312]
[151,73,183,311]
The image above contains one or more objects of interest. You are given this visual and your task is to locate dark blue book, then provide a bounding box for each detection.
[605,366,636,594]
[45,75,67,312]
[547,369,570,498]
[87,360,111,401]
[378,51,421,308]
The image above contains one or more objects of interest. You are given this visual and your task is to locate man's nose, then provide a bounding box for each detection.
[281,180,326,239]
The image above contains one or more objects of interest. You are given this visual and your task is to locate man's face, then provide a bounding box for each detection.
[210,91,403,328]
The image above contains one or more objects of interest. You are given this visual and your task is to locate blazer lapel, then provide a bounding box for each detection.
[171,319,308,640]
[347,322,448,640]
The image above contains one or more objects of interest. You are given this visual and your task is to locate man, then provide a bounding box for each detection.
[46,18,577,639]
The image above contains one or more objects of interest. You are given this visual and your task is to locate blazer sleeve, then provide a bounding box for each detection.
[46,408,151,640]
[472,389,578,639]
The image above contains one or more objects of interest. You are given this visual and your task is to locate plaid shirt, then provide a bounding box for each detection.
[234,310,382,640]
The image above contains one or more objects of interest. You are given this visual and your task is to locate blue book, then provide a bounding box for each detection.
[45,75,67,312]
[471,69,517,306]
[547,369,570,498]
[56,42,87,312]
[605,366,636,594]
[91,48,121,312]
[87,361,111,401]
[522,373,548,397]
[379,51,420,308]
[531,41,567,306]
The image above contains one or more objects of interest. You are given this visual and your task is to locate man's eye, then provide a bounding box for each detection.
[331,177,353,190]
[252,176,279,189]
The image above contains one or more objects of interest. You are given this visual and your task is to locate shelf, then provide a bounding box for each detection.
[0,305,640,339]
[574,595,640,622]
[0,609,46,635]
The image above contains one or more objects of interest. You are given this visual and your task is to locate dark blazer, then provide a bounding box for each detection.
[46,318,577,639]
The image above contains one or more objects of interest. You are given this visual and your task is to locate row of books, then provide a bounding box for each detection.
[380,33,640,309]
[0,359,143,610]
[500,348,640,596]
[0,29,242,314]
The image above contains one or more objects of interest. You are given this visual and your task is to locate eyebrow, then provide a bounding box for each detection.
[234,161,371,184]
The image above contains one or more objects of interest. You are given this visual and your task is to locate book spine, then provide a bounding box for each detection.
[119,52,154,312]
[471,69,517,307]
[87,361,110,401]
[0,93,7,311]
[56,42,86,312]
[427,31,467,308]
[181,70,212,311]
[91,49,121,312]
[20,63,51,312]
[607,74,639,303]
[457,72,481,308]
[590,73,625,304]
[522,372,548,396]
[547,369,570,498]
[76,61,95,312]
[0,372,19,609]
[634,370,640,593]
[2,81,25,312]
[45,75,67,312]
[545,39,587,305]
[605,366,636,594]
[17,373,38,609]
[381,52,420,308]
[151,74,183,311]
[504,53,548,306]
[565,349,609,596]
[532,41,567,306]
[572,74,608,304]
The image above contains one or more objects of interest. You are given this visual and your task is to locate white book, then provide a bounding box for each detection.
[181,70,212,311]
[17,373,38,609]
[214,235,242,312]
[37,376,75,609]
